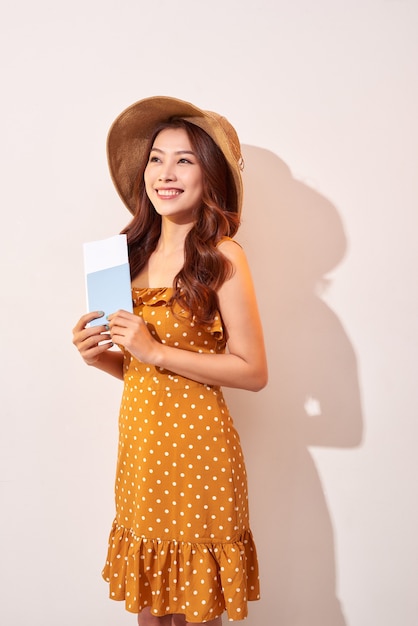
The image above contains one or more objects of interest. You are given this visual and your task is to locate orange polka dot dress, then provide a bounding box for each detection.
[102,287,260,622]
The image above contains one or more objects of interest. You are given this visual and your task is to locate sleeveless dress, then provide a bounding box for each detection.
[102,286,260,622]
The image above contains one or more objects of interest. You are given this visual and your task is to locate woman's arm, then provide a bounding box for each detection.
[72,311,124,380]
[108,241,268,391]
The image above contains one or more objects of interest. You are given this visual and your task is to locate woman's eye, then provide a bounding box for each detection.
[178,158,191,164]
[149,156,160,163]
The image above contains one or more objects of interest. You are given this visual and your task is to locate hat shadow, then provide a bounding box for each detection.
[225,145,364,625]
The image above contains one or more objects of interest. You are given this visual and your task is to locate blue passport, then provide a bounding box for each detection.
[83,235,133,327]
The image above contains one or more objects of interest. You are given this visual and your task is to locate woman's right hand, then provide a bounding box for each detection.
[72,311,113,366]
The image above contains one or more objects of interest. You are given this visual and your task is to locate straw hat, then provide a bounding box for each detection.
[106,96,243,215]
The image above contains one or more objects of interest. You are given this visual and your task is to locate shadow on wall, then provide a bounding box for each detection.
[225,145,364,626]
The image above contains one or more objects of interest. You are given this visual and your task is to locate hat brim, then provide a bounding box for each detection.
[106,96,243,215]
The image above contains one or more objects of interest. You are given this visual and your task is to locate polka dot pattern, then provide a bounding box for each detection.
[102,288,260,622]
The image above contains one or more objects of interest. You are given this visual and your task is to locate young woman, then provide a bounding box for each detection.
[72,96,268,626]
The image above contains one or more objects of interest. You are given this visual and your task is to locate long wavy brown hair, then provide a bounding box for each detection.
[121,118,241,325]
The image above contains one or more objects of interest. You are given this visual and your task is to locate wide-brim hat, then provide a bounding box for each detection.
[106,96,244,215]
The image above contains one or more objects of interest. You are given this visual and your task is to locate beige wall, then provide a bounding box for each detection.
[1,1,417,625]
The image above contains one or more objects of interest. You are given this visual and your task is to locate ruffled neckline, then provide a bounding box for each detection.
[132,286,173,293]
[131,286,224,337]
[131,286,173,307]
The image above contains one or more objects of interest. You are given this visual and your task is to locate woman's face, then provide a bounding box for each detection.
[144,127,204,224]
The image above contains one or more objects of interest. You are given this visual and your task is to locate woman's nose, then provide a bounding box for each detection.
[159,167,176,182]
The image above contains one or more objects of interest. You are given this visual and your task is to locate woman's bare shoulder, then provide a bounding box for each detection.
[216,237,244,262]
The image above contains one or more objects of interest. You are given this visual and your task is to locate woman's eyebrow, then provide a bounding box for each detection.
[150,147,196,156]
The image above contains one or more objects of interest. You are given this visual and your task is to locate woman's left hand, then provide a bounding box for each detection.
[107,310,161,364]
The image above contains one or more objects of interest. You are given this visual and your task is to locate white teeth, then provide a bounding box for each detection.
[158,189,181,196]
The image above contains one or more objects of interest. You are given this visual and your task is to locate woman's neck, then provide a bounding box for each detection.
[157,218,193,255]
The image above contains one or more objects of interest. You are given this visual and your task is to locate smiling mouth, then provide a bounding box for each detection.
[157,189,183,197]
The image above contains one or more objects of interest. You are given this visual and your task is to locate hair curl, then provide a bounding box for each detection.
[121,118,241,325]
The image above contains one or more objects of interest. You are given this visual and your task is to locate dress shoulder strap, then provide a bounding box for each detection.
[216,236,242,248]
